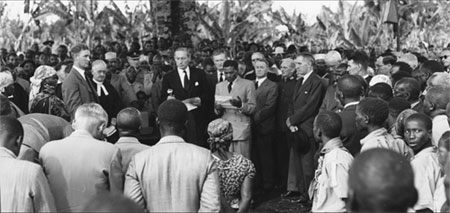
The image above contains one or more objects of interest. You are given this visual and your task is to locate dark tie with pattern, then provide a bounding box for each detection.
[183,70,189,90]
[228,81,233,93]
[295,77,304,92]
[255,81,259,89]
[219,72,224,82]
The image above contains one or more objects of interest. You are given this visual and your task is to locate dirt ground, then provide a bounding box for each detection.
[249,188,311,213]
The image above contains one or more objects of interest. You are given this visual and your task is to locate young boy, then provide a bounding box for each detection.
[404,113,445,212]
[309,111,353,212]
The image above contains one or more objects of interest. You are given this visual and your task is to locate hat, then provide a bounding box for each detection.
[325,50,342,66]
[105,52,117,60]
[29,65,57,103]
[157,99,187,124]
[0,71,14,92]
[314,54,326,61]
[369,74,392,87]
[207,118,233,142]
[273,46,285,55]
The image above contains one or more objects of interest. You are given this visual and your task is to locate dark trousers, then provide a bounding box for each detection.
[253,133,275,189]
[274,131,289,188]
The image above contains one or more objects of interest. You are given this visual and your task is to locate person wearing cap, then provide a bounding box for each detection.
[319,51,344,113]
[62,44,99,118]
[105,51,138,107]
[160,47,209,148]
[124,99,221,212]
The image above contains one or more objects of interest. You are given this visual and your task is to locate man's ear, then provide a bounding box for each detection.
[428,102,436,112]
[363,114,370,124]
[16,135,23,147]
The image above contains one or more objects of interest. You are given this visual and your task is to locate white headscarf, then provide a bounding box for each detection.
[0,71,14,93]
[29,65,57,108]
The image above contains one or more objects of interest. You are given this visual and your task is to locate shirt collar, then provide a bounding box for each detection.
[73,66,86,80]
[0,147,17,158]
[158,135,186,144]
[411,100,420,109]
[412,146,437,159]
[256,77,267,85]
[93,79,103,85]
[116,136,141,144]
[320,137,344,155]
[360,128,388,146]
[177,66,190,78]
[301,70,314,82]
[344,101,359,109]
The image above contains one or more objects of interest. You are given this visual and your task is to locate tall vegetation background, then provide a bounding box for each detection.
[0,0,449,51]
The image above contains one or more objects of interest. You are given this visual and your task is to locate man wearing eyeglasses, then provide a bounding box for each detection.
[439,49,450,72]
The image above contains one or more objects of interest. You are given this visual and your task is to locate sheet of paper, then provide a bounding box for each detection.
[185,103,198,111]
[215,95,237,109]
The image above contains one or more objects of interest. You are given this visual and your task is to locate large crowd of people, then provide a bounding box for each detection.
[1,35,450,212]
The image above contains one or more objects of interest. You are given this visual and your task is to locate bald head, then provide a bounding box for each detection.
[348,148,417,212]
[0,116,23,155]
[117,107,142,134]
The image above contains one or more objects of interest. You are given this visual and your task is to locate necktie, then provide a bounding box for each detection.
[255,81,259,89]
[219,72,224,82]
[228,81,233,93]
[96,83,109,97]
[183,70,189,89]
[295,77,304,91]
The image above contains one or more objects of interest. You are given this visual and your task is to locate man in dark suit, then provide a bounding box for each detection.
[160,47,208,148]
[91,60,122,123]
[205,49,229,124]
[347,51,372,85]
[277,58,297,194]
[393,77,424,113]
[253,59,279,191]
[286,53,326,204]
[62,44,98,117]
[336,75,366,156]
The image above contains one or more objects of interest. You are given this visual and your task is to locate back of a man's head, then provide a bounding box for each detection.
[83,193,144,212]
[420,60,444,74]
[368,83,393,102]
[157,100,188,135]
[117,107,141,133]
[425,86,450,111]
[73,103,108,138]
[0,116,24,155]
[314,111,342,139]
[338,75,363,99]
[357,97,389,126]
[348,148,417,212]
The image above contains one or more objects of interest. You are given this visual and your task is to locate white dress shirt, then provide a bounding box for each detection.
[177,66,191,88]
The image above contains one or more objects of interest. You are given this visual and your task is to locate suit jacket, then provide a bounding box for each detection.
[277,76,297,132]
[124,135,220,212]
[288,73,326,139]
[114,136,150,173]
[319,85,342,113]
[215,76,256,141]
[0,148,56,212]
[62,68,98,117]
[204,72,220,123]
[40,130,123,212]
[160,67,209,145]
[338,104,366,156]
[254,79,279,134]
[97,82,122,122]
[110,73,137,107]
[17,113,69,163]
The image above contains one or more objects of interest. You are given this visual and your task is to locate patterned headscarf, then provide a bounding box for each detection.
[0,71,14,93]
[207,118,233,152]
[29,65,57,107]
[394,109,418,137]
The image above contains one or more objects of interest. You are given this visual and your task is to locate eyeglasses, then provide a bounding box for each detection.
[440,55,450,60]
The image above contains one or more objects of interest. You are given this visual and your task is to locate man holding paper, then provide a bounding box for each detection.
[215,60,256,158]
[161,47,209,148]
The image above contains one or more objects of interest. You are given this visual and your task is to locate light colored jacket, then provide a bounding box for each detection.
[215,77,256,141]
[114,136,150,173]
[40,130,123,212]
[0,147,56,212]
[124,135,221,212]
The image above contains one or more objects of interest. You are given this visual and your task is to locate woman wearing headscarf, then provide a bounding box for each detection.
[207,118,255,213]
[29,65,70,121]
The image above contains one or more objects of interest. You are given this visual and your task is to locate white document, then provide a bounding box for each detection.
[185,103,198,111]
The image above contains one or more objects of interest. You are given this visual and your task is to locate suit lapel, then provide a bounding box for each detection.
[294,75,313,100]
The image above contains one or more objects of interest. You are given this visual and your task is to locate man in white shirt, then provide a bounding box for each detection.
[423,86,450,145]
[404,113,445,212]
[309,111,353,212]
